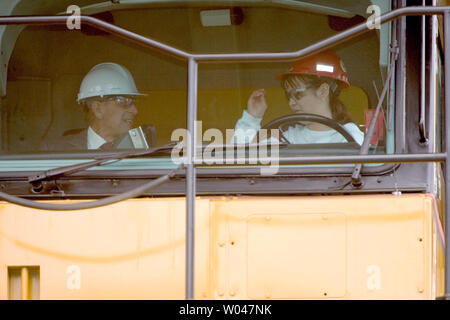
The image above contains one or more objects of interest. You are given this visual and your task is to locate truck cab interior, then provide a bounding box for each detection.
[0,0,391,162]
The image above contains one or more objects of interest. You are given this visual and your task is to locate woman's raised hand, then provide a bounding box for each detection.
[247,89,267,118]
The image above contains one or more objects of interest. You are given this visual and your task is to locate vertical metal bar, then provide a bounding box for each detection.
[443,10,450,300]
[387,17,397,132]
[351,45,398,187]
[186,58,198,300]
[21,267,29,300]
[427,4,439,196]
[419,0,428,143]
[396,0,407,153]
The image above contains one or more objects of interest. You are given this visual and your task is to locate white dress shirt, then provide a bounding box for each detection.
[87,126,107,150]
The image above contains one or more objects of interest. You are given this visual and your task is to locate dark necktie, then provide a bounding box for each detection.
[99,141,115,150]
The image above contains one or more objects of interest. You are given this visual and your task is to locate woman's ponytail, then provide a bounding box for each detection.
[330,92,353,124]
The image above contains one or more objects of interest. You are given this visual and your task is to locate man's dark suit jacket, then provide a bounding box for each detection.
[40,125,156,151]
[40,129,88,151]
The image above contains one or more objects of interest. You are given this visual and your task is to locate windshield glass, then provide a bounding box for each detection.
[0,0,394,172]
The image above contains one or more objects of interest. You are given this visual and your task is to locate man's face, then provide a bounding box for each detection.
[93,96,138,140]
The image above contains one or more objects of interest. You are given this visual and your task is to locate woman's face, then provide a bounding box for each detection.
[283,76,330,117]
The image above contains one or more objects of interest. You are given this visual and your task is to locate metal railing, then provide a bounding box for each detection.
[0,5,449,300]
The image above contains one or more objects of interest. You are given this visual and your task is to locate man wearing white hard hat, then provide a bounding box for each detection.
[42,62,146,150]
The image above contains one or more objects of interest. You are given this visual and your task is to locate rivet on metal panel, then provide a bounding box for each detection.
[217,291,224,297]
[218,242,225,247]
[418,288,424,293]
[265,291,271,299]
[229,290,236,296]
[111,179,120,187]
[418,237,423,242]
[265,216,271,221]
[230,241,235,246]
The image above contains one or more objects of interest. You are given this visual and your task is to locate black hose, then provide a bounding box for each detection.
[0,169,178,211]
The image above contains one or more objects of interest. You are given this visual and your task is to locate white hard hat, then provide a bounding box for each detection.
[77,62,146,103]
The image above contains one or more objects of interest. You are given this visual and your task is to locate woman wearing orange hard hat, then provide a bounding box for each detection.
[233,49,364,145]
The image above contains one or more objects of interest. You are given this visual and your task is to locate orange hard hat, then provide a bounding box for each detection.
[277,49,350,88]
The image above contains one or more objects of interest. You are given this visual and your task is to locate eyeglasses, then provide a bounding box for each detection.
[102,96,137,108]
[284,87,310,102]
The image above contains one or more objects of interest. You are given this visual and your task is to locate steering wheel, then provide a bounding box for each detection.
[254,113,357,144]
